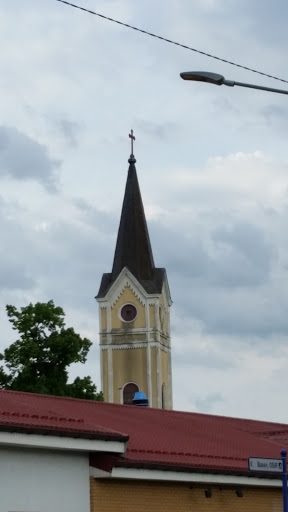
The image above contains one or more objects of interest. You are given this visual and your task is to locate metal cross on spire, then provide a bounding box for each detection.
[129,129,135,154]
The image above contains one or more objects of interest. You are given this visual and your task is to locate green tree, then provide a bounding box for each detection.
[0,300,103,401]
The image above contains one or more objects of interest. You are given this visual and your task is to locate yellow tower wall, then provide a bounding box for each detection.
[98,276,172,408]
[160,349,169,387]
[149,304,156,328]
[112,347,148,402]
[100,308,107,331]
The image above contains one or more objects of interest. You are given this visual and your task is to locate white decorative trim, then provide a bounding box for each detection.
[149,342,170,353]
[90,466,111,478]
[162,272,173,307]
[98,304,102,333]
[146,302,152,404]
[111,284,125,307]
[162,288,169,311]
[96,267,163,305]
[100,347,104,394]
[101,342,170,353]
[156,346,161,408]
[167,308,171,338]
[148,299,158,306]
[110,328,148,334]
[108,276,146,307]
[127,283,145,306]
[111,344,147,350]
[107,304,111,332]
[108,347,113,402]
[146,298,150,337]
[0,432,126,454]
[156,303,160,332]
[110,467,282,487]
[111,281,145,308]
[103,267,159,304]
[147,344,152,405]
[168,349,173,409]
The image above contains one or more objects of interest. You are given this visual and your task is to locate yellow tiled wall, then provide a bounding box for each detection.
[90,478,282,512]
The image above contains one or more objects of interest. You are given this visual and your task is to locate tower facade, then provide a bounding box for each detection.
[96,150,172,409]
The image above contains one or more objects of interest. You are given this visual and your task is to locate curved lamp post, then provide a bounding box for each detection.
[180,71,288,96]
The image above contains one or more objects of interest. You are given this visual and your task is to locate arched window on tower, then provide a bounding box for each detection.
[123,382,139,405]
[162,383,166,409]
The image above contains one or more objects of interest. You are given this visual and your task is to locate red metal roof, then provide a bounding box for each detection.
[1,389,287,474]
[0,390,127,441]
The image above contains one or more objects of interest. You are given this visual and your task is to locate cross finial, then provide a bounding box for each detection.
[129,129,135,155]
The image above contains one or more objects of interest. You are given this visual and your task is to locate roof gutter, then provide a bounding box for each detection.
[0,423,129,443]
[108,466,282,487]
[0,431,127,454]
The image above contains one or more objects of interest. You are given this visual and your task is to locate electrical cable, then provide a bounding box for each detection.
[55,0,288,85]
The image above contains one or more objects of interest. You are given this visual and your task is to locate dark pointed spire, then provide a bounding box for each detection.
[96,138,167,300]
[111,153,155,281]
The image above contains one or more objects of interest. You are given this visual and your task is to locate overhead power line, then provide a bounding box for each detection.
[56,0,288,85]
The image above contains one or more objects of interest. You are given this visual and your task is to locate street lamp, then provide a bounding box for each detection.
[180,71,288,96]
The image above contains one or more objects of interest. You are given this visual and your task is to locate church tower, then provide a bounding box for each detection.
[96,134,172,409]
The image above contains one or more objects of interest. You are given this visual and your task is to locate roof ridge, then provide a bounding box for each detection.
[0,389,103,405]
[128,448,247,461]
[0,410,84,423]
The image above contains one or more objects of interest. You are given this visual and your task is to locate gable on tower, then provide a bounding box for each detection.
[98,266,171,310]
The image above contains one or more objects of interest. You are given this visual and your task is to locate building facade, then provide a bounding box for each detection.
[96,151,173,408]
[1,388,287,512]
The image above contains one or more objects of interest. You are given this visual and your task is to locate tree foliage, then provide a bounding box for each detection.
[0,300,103,401]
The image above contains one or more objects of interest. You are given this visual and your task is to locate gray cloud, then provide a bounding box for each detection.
[194,392,224,413]
[0,198,36,293]
[151,219,275,288]
[211,222,276,287]
[0,126,60,191]
[149,215,285,338]
[173,345,236,370]
[228,0,288,47]
[0,261,34,291]
[261,104,288,129]
[172,278,288,338]
[73,198,118,235]
[134,119,178,142]
[58,119,81,147]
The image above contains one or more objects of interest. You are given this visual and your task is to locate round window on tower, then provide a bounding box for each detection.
[120,303,137,323]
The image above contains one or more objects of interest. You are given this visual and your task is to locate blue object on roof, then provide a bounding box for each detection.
[132,391,149,407]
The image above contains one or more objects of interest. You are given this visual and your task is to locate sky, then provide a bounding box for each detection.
[1,0,288,423]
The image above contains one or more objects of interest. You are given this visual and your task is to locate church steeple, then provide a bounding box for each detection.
[96,134,173,409]
[111,153,155,282]
[96,135,165,299]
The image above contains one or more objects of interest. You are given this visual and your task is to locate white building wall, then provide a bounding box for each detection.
[0,446,90,512]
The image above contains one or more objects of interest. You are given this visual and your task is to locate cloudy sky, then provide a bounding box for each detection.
[1,0,288,422]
